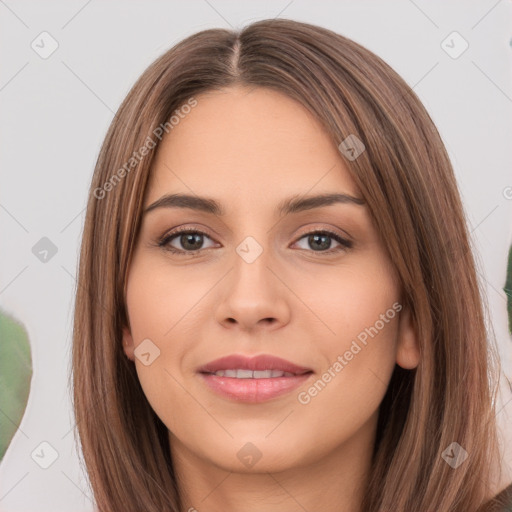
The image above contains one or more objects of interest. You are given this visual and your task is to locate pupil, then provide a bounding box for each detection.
[309,234,331,251]
[182,233,203,250]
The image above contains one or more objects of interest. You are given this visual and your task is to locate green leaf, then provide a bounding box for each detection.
[505,245,512,336]
[0,308,33,461]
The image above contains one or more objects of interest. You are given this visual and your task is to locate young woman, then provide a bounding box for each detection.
[71,18,512,512]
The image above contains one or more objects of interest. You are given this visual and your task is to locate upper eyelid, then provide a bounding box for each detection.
[161,225,217,243]
[160,225,352,249]
[161,224,351,239]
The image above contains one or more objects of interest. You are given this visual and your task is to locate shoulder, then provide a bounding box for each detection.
[482,481,512,511]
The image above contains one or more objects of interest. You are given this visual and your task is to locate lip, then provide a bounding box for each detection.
[197,354,313,375]
[197,354,314,403]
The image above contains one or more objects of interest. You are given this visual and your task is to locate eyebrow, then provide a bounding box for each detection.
[143,192,365,217]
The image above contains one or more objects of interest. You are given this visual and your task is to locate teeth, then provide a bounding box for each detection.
[212,369,296,378]
[256,370,275,378]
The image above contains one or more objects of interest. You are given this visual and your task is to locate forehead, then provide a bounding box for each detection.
[146,86,361,209]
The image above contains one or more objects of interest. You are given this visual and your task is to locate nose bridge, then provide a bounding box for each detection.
[231,232,277,302]
[214,231,291,331]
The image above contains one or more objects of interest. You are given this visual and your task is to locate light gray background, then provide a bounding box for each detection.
[1,1,511,510]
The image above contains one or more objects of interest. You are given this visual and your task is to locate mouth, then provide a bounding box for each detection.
[201,369,310,378]
[197,354,314,402]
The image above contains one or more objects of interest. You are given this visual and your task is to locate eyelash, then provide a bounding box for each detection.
[157,225,353,257]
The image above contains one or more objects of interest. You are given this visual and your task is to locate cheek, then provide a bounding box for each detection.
[292,251,400,354]
[292,253,400,407]
[124,258,210,426]
[295,298,400,455]
[126,256,209,343]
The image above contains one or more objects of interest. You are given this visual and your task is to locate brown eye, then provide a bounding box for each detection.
[306,233,332,251]
[159,229,217,254]
[293,230,353,253]
[175,232,205,251]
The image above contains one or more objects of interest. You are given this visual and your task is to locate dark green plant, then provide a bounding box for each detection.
[505,244,512,336]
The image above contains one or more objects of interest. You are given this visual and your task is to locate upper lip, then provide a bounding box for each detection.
[198,354,313,375]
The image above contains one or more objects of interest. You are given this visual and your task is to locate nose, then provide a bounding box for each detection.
[214,246,291,333]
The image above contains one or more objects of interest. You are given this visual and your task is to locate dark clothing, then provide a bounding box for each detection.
[483,482,512,511]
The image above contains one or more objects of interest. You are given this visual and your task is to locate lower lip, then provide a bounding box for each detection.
[198,372,313,403]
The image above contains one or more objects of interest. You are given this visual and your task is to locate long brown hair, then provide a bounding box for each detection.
[71,18,504,511]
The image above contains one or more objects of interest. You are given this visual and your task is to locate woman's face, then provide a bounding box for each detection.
[122,85,419,475]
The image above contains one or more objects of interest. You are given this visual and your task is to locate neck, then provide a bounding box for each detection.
[169,411,377,512]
